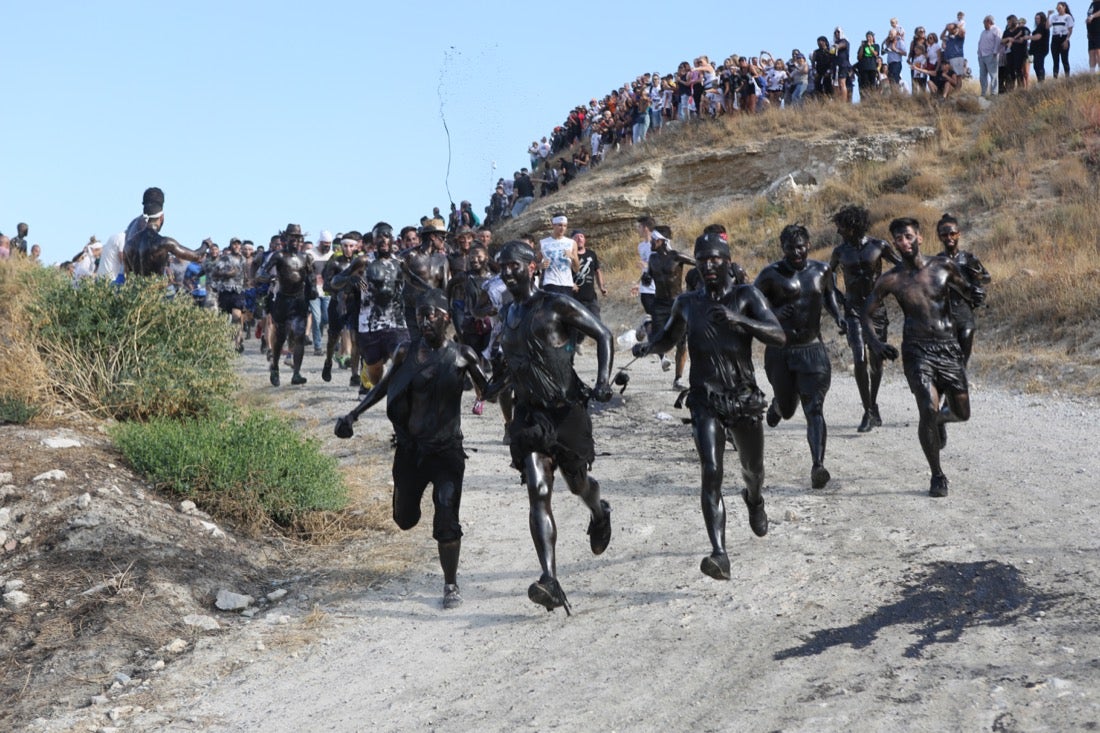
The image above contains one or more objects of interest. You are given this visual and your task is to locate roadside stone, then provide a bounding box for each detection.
[32,469,68,483]
[183,614,220,631]
[5,579,25,592]
[198,520,227,540]
[4,590,31,610]
[178,500,197,514]
[0,507,11,527]
[77,492,92,510]
[266,588,288,602]
[90,694,110,706]
[215,589,254,612]
[42,437,82,448]
[0,472,12,484]
[162,638,188,654]
[0,530,7,546]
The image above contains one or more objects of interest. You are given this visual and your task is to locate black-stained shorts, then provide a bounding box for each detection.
[217,290,246,314]
[509,400,594,477]
[845,310,887,359]
[271,292,309,323]
[392,443,465,543]
[764,341,832,398]
[902,338,969,396]
[357,328,408,365]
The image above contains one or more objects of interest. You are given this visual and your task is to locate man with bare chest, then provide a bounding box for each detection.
[401,218,450,340]
[828,204,901,432]
[259,224,315,387]
[122,187,208,277]
[863,217,975,498]
[646,228,695,390]
[754,224,844,489]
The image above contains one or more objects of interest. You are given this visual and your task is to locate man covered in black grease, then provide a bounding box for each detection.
[486,240,614,616]
[334,289,489,610]
[863,217,977,499]
[633,233,786,581]
[754,224,845,490]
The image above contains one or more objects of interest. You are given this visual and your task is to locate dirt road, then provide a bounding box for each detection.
[28,317,1100,733]
[105,325,1096,733]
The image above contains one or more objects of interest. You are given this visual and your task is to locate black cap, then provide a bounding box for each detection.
[142,187,165,216]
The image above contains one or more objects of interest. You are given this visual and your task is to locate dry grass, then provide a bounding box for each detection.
[580,75,1100,395]
[0,259,60,423]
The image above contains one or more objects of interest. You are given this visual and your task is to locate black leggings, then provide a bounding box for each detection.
[1052,36,1070,76]
[1033,52,1048,81]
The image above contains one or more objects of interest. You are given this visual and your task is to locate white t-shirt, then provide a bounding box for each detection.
[539,235,576,288]
[96,231,126,280]
[1050,11,1074,36]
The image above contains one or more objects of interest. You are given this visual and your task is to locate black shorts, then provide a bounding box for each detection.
[902,338,969,396]
[686,383,768,430]
[509,401,594,477]
[764,341,832,398]
[271,293,309,323]
[357,328,408,365]
[845,310,888,357]
[392,443,465,543]
[217,290,246,314]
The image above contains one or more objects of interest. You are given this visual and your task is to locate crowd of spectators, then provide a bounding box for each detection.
[468,7,1098,223]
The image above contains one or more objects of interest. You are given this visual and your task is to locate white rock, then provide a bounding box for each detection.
[182,614,220,631]
[266,588,288,602]
[655,412,673,421]
[0,472,12,484]
[151,659,165,670]
[179,500,197,514]
[90,694,110,706]
[0,508,10,526]
[76,492,92,510]
[162,638,188,654]
[198,520,226,539]
[5,579,25,592]
[4,590,31,610]
[0,530,7,545]
[32,469,68,483]
[216,589,254,611]
[42,437,82,449]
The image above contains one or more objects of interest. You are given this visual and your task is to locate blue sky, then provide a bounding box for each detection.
[4,2,1090,264]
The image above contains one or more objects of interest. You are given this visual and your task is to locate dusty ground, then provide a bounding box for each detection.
[5,301,1100,732]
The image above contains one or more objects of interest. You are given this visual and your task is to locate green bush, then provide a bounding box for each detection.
[111,408,348,528]
[26,275,238,420]
[0,396,39,425]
